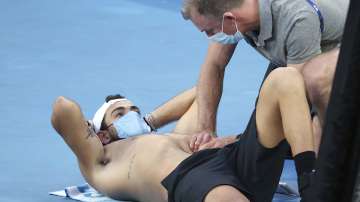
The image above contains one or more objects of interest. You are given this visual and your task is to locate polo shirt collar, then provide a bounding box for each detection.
[257,0,273,46]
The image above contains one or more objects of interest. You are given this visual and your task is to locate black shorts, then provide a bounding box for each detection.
[161,111,290,202]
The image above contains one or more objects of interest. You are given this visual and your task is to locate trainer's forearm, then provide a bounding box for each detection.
[197,62,225,133]
[196,43,236,134]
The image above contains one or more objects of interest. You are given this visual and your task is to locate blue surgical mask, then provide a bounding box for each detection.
[113,111,151,139]
[208,15,244,44]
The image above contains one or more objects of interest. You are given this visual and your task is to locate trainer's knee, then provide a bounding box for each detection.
[204,185,249,202]
[265,67,305,97]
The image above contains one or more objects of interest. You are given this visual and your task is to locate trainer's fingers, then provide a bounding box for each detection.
[196,132,212,145]
[214,141,222,148]
[194,134,205,150]
[199,140,215,151]
[195,133,204,144]
[202,133,212,144]
[214,139,226,148]
[190,136,197,151]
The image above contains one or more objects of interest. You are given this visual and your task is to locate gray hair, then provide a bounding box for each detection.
[181,0,243,20]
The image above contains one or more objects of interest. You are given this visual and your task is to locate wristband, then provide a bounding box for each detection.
[143,113,157,132]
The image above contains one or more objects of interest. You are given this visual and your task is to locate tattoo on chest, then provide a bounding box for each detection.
[128,154,136,180]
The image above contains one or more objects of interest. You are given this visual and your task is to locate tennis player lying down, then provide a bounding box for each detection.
[51,67,316,202]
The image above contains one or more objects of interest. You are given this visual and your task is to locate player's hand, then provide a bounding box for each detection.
[189,131,215,152]
[198,138,227,151]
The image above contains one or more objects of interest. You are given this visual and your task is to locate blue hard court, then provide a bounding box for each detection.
[0,0,298,201]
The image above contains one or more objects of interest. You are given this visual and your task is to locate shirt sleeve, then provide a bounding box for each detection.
[286,11,322,65]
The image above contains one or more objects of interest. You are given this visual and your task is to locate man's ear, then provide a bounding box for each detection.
[97,131,111,145]
[223,11,236,20]
[222,12,238,34]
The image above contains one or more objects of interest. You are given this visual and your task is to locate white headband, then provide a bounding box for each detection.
[92,98,127,133]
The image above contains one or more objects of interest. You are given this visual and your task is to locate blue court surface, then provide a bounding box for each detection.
[0,0,298,201]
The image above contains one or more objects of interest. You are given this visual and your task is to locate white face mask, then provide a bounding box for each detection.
[208,15,244,44]
[113,111,151,139]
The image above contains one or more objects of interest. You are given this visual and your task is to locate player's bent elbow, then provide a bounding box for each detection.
[51,96,77,135]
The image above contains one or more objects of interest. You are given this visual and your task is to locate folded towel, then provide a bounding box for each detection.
[49,184,118,202]
[50,182,299,202]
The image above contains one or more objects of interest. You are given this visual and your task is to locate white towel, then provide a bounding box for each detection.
[49,184,119,202]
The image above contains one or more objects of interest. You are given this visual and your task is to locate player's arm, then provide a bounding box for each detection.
[147,87,197,129]
[51,96,106,183]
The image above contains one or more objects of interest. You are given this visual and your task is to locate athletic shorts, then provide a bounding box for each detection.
[161,111,290,202]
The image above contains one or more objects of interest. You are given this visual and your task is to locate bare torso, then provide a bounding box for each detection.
[84,133,193,202]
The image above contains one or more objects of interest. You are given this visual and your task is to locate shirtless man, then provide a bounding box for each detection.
[51,67,317,202]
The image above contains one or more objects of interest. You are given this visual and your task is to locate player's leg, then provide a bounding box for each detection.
[255,67,316,200]
[204,185,249,202]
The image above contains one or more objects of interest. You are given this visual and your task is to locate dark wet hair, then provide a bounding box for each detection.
[105,94,125,103]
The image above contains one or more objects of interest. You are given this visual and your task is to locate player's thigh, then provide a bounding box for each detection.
[204,185,249,202]
[173,101,198,134]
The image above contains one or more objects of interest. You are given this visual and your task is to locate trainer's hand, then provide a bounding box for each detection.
[189,131,215,152]
[198,138,227,151]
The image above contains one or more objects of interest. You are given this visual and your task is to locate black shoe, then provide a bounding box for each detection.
[298,170,316,202]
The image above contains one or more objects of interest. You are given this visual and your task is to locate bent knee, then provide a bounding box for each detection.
[204,185,249,202]
[264,67,305,95]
